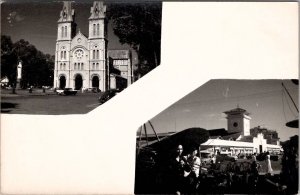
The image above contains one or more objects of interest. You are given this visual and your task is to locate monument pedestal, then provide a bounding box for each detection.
[16,78,21,89]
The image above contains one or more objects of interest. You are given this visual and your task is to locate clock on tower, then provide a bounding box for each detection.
[224,107,251,136]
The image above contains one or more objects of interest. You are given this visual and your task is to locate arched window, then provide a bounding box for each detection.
[93,50,95,59]
[97,24,99,36]
[64,51,66,59]
[96,50,99,59]
[74,63,77,70]
[65,26,67,37]
[81,63,84,70]
[61,51,63,59]
[93,24,96,36]
[60,63,62,70]
[92,63,95,70]
[63,63,66,70]
[61,26,64,37]
[96,63,99,70]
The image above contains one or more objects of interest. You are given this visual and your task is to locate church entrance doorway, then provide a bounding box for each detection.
[75,74,83,90]
[92,76,99,88]
[59,76,66,89]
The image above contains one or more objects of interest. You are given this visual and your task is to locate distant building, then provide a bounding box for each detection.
[201,107,282,155]
[250,126,280,145]
[136,107,282,155]
[1,76,9,87]
[53,1,133,91]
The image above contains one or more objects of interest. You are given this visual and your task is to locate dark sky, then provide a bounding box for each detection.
[150,79,298,141]
[1,1,138,63]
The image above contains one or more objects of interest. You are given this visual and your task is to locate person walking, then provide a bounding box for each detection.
[265,152,273,174]
[169,144,186,194]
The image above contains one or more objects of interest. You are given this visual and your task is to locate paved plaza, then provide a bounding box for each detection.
[1,89,101,114]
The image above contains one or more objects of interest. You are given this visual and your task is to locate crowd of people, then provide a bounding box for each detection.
[135,144,295,194]
[162,145,266,194]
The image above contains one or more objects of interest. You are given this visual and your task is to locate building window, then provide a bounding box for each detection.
[61,26,64,38]
[65,26,67,37]
[92,50,95,59]
[93,24,96,36]
[61,51,67,59]
[92,63,95,70]
[81,63,84,70]
[96,63,99,70]
[96,50,99,59]
[74,63,77,70]
[97,24,99,36]
[60,63,62,70]
[63,63,66,70]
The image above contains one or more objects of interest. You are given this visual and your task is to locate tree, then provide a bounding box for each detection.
[1,35,18,83]
[107,2,162,79]
[1,35,54,87]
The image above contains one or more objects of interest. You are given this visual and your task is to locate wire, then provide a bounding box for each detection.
[281,82,299,113]
[283,87,298,118]
[281,88,289,124]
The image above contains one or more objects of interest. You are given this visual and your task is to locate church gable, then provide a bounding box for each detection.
[89,1,106,19]
[58,1,74,22]
[71,31,88,50]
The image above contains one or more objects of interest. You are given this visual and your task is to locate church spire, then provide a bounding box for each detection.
[89,1,106,19]
[58,1,75,22]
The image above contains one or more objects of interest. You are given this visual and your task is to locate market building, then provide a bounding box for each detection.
[53,1,133,91]
[201,107,282,155]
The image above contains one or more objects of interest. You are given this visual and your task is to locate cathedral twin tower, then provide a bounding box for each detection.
[54,1,132,91]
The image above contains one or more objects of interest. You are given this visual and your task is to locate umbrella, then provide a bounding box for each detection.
[286,119,298,128]
[148,127,209,155]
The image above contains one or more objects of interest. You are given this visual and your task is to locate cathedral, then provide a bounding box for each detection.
[53,1,133,91]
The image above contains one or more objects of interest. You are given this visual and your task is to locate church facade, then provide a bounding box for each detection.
[53,1,133,91]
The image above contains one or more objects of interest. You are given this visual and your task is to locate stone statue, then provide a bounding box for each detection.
[17,61,22,79]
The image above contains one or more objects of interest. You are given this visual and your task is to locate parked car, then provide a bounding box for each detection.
[200,152,214,164]
[63,88,77,95]
[98,89,121,104]
[56,89,64,95]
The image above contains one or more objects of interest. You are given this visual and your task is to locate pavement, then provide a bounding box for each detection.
[1,88,102,114]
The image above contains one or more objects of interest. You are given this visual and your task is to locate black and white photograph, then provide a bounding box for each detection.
[1,1,298,194]
[135,79,298,194]
[1,0,162,114]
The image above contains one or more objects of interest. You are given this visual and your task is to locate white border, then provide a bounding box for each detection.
[1,2,298,194]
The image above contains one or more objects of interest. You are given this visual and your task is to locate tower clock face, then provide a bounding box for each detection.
[74,49,84,60]
[233,122,238,127]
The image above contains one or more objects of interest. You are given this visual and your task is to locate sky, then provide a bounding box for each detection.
[148,79,298,142]
[1,1,138,65]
